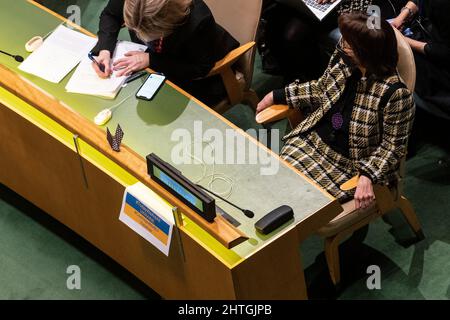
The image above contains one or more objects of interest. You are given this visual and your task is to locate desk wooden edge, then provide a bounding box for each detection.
[0,63,247,249]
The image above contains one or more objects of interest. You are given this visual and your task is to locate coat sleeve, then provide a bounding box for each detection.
[284,77,327,113]
[283,52,348,113]
[424,42,450,66]
[150,17,222,83]
[91,0,124,55]
[356,88,415,184]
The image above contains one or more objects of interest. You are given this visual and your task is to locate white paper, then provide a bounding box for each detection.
[65,41,148,99]
[119,183,175,256]
[19,25,97,83]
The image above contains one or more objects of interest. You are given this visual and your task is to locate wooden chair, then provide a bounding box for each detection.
[256,28,425,286]
[203,0,262,113]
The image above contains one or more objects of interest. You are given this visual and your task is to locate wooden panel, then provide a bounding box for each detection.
[231,227,308,300]
[0,102,237,299]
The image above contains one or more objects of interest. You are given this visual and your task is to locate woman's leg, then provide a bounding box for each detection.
[280,134,356,202]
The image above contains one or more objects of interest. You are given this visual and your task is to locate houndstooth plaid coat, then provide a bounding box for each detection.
[280,51,415,201]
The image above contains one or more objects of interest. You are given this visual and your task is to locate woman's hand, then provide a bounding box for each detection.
[113,51,150,77]
[391,16,406,31]
[256,92,274,114]
[92,50,112,78]
[354,175,375,210]
[392,2,419,30]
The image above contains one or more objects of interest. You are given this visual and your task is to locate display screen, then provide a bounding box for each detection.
[153,166,204,211]
[136,73,165,100]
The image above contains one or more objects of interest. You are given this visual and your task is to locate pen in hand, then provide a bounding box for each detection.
[88,52,106,73]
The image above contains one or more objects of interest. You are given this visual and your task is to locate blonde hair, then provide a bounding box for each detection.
[124,0,192,42]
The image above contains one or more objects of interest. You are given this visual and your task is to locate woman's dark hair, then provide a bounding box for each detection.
[338,12,398,78]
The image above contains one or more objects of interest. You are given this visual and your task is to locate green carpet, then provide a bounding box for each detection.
[1,0,449,300]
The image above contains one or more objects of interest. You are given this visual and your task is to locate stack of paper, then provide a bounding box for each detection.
[65,41,148,99]
[19,25,97,83]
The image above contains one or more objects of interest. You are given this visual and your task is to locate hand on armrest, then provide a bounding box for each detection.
[340,175,360,191]
[256,104,291,124]
[340,175,397,211]
[255,91,289,124]
[340,175,376,210]
[256,91,274,114]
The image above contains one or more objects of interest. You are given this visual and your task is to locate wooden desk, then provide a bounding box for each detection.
[0,0,342,299]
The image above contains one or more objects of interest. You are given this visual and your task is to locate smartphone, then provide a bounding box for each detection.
[136,73,166,101]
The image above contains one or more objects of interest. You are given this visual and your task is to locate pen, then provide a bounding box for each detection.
[124,71,147,84]
[88,52,105,73]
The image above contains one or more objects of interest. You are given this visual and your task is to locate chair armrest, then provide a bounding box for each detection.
[206,42,256,77]
[340,175,360,191]
[256,104,291,124]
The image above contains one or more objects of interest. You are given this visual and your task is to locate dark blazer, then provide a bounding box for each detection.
[411,0,450,68]
[92,0,240,103]
[410,0,450,115]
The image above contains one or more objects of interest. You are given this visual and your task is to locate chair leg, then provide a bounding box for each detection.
[397,196,425,240]
[324,236,341,286]
[243,89,259,110]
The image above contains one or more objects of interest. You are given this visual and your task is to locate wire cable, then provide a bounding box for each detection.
[184,140,235,200]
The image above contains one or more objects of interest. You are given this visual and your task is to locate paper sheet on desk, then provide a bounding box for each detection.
[65,41,148,99]
[18,25,97,83]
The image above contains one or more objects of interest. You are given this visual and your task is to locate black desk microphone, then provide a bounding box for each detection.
[0,49,24,62]
[196,184,255,219]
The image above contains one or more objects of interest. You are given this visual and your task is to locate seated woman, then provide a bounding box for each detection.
[90,0,239,105]
[257,13,415,209]
[392,0,450,117]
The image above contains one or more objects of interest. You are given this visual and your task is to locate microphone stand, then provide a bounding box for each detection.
[196,184,255,218]
[0,49,24,62]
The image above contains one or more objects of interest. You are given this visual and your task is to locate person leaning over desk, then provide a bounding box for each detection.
[257,13,415,210]
[90,0,239,105]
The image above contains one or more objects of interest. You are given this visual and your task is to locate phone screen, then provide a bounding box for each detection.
[136,73,166,100]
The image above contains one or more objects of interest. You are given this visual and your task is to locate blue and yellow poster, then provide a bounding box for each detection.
[119,183,174,256]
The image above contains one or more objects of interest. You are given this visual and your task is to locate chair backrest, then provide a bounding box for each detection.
[394,27,416,92]
[392,28,417,193]
[203,0,262,88]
